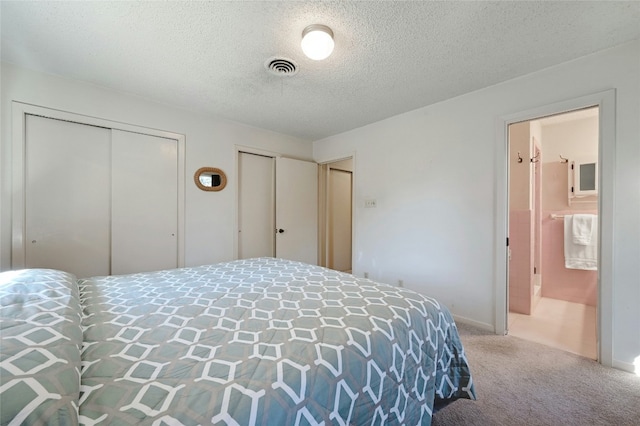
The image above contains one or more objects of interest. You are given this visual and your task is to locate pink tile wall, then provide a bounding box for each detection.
[541,210,597,306]
[509,210,533,314]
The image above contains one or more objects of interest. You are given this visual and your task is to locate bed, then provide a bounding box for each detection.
[1,257,475,425]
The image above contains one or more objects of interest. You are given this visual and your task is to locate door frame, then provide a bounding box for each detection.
[494,90,615,367]
[11,102,186,269]
[532,137,542,281]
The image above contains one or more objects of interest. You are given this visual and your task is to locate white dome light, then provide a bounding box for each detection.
[301,24,334,60]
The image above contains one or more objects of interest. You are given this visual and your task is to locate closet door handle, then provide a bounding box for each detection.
[277,229,285,234]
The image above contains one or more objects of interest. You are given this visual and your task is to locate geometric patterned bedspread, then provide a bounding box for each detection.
[78,257,475,425]
[0,269,82,426]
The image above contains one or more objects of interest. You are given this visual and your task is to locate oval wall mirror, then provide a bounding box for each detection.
[194,167,227,192]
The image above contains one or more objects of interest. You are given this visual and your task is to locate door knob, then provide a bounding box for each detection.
[277,229,285,234]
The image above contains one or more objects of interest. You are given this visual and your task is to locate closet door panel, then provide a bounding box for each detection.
[111,130,178,274]
[275,157,318,264]
[238,152,276,259]
[25,115,111,278]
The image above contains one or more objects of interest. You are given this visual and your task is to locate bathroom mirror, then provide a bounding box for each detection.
[194,167,227,192]
[571,156,598,197]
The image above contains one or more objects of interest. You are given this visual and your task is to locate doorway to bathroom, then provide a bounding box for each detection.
[507,107,599,360]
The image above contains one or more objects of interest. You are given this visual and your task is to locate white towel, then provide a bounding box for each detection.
[564,215,598,270]
[572,214,596,245]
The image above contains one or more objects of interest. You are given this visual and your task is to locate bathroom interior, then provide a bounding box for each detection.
[507,107,599,360]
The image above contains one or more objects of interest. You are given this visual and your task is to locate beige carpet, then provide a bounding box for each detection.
[432,322,640,425]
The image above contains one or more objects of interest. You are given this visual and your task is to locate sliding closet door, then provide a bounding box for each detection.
[25,115,111,278]
[111,130,178,274]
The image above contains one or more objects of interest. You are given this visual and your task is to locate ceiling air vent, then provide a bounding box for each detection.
[265,57,299,76]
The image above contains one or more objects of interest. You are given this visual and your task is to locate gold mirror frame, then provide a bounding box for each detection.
[194,167,227,192]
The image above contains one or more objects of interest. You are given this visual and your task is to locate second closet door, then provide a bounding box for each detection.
[111,130,178,274]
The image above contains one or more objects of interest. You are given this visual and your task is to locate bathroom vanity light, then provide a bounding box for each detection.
[301,24,334,60]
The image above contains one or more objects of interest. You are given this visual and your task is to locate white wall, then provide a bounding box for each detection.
[541,116,599,211]
[1,62,313,270]
[541,116,599,163]
[313,40,640,371]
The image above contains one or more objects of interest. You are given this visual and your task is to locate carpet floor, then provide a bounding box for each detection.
[432,322,640,425]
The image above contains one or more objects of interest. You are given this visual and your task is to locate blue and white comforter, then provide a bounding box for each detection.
[79,258,475,425]
[1,258,475,425]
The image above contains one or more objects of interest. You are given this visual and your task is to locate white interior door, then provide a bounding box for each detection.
[328,168,352,271]
[275,157,318,264]
[25,115,111,278]
[238,152,275,258]
[111,130,178,274]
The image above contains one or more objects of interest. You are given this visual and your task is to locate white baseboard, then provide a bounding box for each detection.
[452,314,494,333]
[612,359,636,375]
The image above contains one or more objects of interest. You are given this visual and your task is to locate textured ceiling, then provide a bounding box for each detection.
[2,1,639,141]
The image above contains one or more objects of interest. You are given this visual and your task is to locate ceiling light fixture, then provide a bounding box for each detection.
[301,24,334,60]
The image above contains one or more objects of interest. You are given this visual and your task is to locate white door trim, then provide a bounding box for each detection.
[11,101,186,270]
[494,90,615,367]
